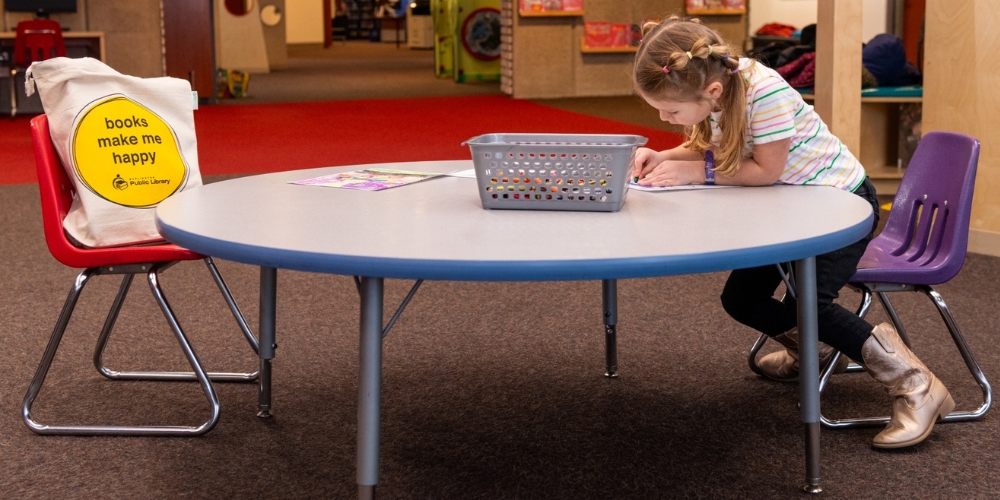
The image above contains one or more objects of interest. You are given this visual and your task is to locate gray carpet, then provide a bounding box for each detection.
[2,42,997,499]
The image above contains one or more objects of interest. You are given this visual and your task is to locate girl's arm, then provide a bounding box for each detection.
[635,138,790,187]
[714,138,790,186]
[631,144,703,180]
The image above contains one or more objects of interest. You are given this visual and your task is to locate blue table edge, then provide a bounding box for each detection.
[156,213,874,281]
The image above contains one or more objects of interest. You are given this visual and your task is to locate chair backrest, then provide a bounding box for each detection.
[31,114,88,267]
[13,19,67,67]
[876,130,980,283]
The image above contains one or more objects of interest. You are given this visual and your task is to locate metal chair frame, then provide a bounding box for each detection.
[23,259,260,436]
[748,275,991,429]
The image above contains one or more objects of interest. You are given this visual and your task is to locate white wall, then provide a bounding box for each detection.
[285,0,325,44]
[749,0,888,43]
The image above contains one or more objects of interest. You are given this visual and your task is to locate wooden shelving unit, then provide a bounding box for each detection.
[519,9,584,17]
[579,38,637,53]
[800,91,922,195]
[799,93,922,104]
[685,8,745,16]
[346,0,376,39]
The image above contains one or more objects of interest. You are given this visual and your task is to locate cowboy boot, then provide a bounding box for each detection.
[862,322,956,449]
[758,328,851,382]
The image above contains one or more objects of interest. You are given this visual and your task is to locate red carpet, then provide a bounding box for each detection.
[0,95,682,185]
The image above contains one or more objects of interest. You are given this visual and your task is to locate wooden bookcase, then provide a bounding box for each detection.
[800,92,921,195]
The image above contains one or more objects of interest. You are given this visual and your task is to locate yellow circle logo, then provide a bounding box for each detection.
[71,95,189,208]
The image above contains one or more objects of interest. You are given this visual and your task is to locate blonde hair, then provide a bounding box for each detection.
[633,16,751,176]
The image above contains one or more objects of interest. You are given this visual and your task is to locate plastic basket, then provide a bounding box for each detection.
[463,133,648,212]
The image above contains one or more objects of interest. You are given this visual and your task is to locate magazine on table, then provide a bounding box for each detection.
[290,168,443,191]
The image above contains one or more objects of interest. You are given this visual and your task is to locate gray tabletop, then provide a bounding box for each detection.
[155,160,875,281]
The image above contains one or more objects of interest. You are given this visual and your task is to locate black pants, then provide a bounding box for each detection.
[719,178,881,362]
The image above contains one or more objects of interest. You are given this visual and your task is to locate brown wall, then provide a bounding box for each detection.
[87,0,163,77]
[1,0,164,78]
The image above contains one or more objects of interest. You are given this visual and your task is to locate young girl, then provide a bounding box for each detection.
[630,16,953,449]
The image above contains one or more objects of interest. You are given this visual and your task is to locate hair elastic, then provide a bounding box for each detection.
[662,66,670,73]
[685,51,693,60]
[706,44,713,55]
[721,54,729,62]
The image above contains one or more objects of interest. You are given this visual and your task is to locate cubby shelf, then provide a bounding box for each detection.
[580,38,637,53]
[685,8,746,15]
[799,91,922,195]
[519,9,584,17]
[799,93,922,104]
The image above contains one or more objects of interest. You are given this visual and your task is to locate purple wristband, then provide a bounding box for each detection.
[704,150,716,185]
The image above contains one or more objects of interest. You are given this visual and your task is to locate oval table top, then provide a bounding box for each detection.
[156,160,874,281]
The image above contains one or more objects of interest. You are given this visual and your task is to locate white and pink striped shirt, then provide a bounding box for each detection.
[710,58,867,192]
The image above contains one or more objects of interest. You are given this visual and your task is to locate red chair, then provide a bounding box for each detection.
[23,114,260,436]
[9,19,66,118]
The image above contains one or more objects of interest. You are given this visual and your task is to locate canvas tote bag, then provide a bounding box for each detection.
[25,57,202,247]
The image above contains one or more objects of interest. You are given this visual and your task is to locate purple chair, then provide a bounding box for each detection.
[749,131,991,429]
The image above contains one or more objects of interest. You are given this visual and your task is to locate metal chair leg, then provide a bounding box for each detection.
[748,271,990,429]
[922,285,991,421]
[747,333,768,376]
[10,68,17,119]
[821,284,991,428]
[203,257,260,356]
[747,267,867,378]
[93,259,259,382]
[873,289,913,348]
[22,266,220,436]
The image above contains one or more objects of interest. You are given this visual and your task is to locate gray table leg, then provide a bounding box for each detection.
[358,277,384,500]
[602,279,618,378]
[794,257,822,494]
[257,266,277,418]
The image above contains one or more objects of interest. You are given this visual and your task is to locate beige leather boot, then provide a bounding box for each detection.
[758,328,851,382]
[863,322,956,449]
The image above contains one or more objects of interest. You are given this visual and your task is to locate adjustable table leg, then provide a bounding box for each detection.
[357,276,385,500]
[603,279,618,378]
[257,266,277,418]
[795,257,822,494]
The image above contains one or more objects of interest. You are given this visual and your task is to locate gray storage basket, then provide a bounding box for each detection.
[463,133,648,212]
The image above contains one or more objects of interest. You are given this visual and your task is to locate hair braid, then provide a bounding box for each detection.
[632,15,752,177]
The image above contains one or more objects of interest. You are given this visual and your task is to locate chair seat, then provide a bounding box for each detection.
[49,239,205,270]
[850,237,964,286]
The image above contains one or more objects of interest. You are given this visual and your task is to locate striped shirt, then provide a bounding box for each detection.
[709,58,867,192]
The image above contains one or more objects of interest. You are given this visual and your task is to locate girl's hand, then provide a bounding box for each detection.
[631,147,662,181]
[636,160,703,187]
